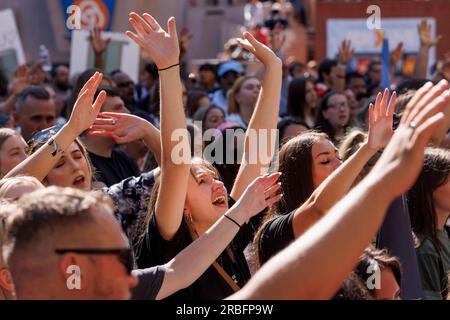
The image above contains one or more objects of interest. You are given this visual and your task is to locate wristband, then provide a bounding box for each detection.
[158,63,180,72]
[224,214,241,228]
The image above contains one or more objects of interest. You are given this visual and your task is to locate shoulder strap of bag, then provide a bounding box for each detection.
[186,219,240,292]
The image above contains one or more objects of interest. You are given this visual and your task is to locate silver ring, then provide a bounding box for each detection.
[112,119,117,126]
[409,121,417,130]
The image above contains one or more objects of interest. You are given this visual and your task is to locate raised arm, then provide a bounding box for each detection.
[413,20,441,79]
[4,73,106,180]
[230,32,282,200]
[156,173,282,299]
[230,82,450,300]
[127,12,190,240]
[335,40,354,92]
[291,88,397,237]
[89,27,111,70]
[89,112,161,166]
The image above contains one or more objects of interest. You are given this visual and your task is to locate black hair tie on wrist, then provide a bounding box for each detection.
[224,214,241,228]
[158,63,180,72]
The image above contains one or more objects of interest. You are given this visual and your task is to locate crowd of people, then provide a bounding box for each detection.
[0,7,449,301]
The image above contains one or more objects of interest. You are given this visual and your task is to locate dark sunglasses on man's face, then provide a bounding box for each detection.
[55,248,134,274]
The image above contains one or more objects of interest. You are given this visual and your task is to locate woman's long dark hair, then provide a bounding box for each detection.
[407,148,450,247]
[254,131,328,266]
[286,77,313,119]
[275,131,328,214]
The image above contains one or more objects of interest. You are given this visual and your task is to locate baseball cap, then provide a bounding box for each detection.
[217,60,244,78]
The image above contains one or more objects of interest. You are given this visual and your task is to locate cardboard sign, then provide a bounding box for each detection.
[0,8,26,80]
[69,29,140,83]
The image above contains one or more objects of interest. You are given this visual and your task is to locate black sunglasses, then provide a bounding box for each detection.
[55,248,134,274]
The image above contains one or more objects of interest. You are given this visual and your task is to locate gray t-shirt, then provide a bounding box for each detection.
[131,266,165,300]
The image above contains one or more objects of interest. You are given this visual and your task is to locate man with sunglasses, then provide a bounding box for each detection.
[2,187,138,299]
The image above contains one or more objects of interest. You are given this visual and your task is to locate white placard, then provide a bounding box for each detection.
[69,30,140,83]
[327,18,436,69]
[0,8,26,66]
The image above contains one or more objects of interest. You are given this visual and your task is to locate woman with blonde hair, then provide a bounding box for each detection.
[226,75,261,129]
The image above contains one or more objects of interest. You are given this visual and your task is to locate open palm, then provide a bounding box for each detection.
[126,12,179,69]
[367,88,397,150]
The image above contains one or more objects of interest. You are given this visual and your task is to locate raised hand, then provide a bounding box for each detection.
[236,31,280,66]
[338,40,354,65]
[89,112,151,144]
[418,19,441,48]
[367,88,397,150]
[89,26,111,54]
[371,81,450,197]
[235,172,283,222]
[68,72,106,136]
[390,42,404,66]
[126,12,179,69]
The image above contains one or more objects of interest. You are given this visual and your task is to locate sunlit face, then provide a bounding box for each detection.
[185,162,228,228]
[0,135,28,177]
[311,138,342,188]
[15,97,56,141]
[204,108,225,131]
[434,178,450,214]
[305,81,317,109]
[235,78,261,111]
[374,268,401,300]
[322,94,350,130]
[45,142,91,190]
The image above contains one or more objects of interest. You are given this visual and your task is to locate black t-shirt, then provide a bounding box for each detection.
[131,266,165,300]
[89,148,140,187]
[258,210,295,266]
[135,197,264,300]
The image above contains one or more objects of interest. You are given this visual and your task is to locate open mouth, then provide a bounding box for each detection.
[73,175,86,187]
[212,195,227,207]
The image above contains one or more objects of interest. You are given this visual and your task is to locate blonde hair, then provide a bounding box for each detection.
[227,75,258,115]
[0,176,44,200]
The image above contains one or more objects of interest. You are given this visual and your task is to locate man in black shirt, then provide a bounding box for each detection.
[82,86,139,186]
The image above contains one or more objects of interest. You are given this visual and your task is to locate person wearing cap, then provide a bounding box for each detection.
[210,60,245,112]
